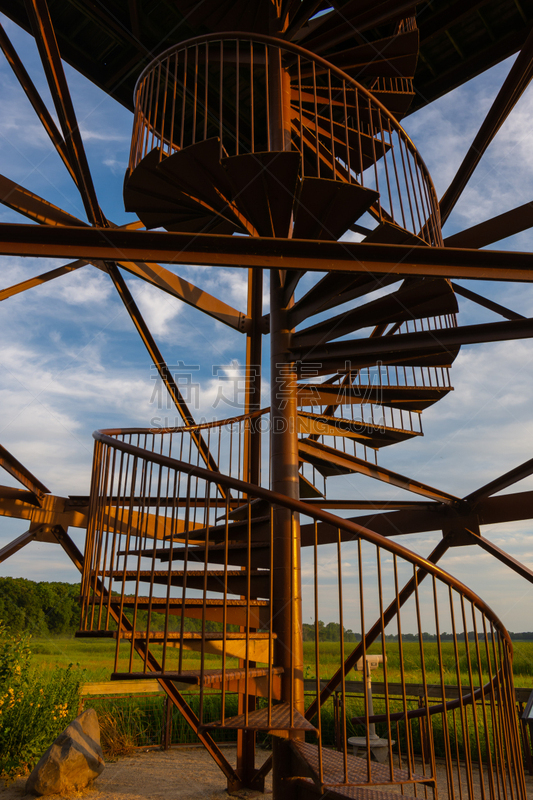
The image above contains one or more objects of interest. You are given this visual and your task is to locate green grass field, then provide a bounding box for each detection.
[27,636,533,687]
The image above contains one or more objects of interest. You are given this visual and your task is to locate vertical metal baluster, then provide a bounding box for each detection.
[236,40,240,154]
[192,44,198,145]
[461,597,486,799]
[180,48,188,149]
[394,554,414,779]
[413,564,433,791]
[312,61,319,176]
[244,498,252,725]
[342,80,351,181]
[313,518,323,784]
[337,527,348,782]
[169,52,179,154]
[388,122,407,229]
[358,539,371,782]
[376,547,394,781]
[250,41,254,152]
[433,576,455,797]
[219,41,224,155]
[377,110,394,223]
[297,54,303,175]
[162,468,177,673]
[221,491,230,724]
[204,42,209,142]
[397,132,417,233]
[265,45,270,152]
[159,57,170,159]
[473,609,496,800]
[178,475,192,675]
[328,68,335,177]
[150,62,161,153]
[199,485,211,726]
[450,588,474,798]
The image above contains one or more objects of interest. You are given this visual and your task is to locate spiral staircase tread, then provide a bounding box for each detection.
[221,150,301,238]
[290,739,434,788]
[363,221,429,246]
[293,278,458,347]
[110,665,284,686]
[200,702,317,732]
[293,178,379,241]
[297,383,453,412]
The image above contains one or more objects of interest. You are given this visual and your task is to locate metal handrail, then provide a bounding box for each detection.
[128,32,442,245]
[91,428,511,646]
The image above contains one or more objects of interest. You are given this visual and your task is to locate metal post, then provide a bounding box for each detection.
[267,35,305,800]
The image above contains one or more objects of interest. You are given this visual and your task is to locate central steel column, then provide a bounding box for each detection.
[268,41,305,800]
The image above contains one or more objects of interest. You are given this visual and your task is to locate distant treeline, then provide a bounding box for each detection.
[1,578,532,642]
[0,577,81,636]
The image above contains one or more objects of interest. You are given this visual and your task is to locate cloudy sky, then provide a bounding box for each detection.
[0,13,532,633]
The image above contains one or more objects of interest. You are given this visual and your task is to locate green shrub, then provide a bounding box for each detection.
[0,621,84,780]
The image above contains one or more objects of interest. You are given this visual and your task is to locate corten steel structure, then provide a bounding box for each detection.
[0,1,533,799]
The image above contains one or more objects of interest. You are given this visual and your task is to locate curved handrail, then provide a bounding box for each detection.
[98,408,269,438]
[351,676,499,726]
[129,32,442,245]
[92,427,512,651]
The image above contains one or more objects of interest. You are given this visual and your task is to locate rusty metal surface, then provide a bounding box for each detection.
[4,222,533,281]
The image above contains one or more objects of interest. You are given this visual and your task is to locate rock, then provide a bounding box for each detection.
[26,708,105,796]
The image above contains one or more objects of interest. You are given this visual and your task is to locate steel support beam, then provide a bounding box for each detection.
[104,263,223,479]
[0,527,37,563]
[293,316,533,367]
[450,282,525,321]
[24,0,106,226]
[439,24,533,224]
[0,260,87,301]
[5,224,533,282]
[0,444,49,501]
[299,490,533,544]
[465,457,533,504]
[445,201,533,249]
[298,440,462,505]
[466,532,533,584]
[0,22,78,186]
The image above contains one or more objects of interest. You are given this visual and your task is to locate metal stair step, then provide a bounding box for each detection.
[78,630,277,661]
[200,701,317,736]
[155,138,242,227]
[156,541,271,569]
[324,30,419,79]
[297,383,452,412]
[296,411,421,447]
[110,665,284,688]
[293,278,458,349]
[290,739,434,790]
[363,220,429,246]
[98,569,270,598]
[221,151,301,238]
[292,178,379,241]
[104,594,270,628]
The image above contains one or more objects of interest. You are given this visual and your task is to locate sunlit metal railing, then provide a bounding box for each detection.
[128,33,442,245]
[80,430,526,800]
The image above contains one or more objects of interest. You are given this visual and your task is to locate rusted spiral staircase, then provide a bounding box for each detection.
[78,6,525,800]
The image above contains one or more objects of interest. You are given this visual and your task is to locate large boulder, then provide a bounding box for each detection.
[26,708,105,796]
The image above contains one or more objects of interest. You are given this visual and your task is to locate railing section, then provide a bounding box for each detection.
[128,33,442,245]
[80,431,526,800]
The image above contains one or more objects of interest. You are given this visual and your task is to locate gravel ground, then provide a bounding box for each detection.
[2,746,532,800]
[0,746,271,800]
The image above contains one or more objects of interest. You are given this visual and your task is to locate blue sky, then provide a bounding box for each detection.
[0,14,532,633]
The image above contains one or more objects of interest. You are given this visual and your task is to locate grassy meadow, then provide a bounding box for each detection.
[28,636,533,687]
